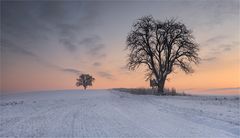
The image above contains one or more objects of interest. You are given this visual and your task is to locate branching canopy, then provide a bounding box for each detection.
[126,16,200,82]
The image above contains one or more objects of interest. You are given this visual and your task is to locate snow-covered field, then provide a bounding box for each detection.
[0,90,239,137]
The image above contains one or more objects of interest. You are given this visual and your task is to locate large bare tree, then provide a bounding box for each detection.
[126,16,200,94]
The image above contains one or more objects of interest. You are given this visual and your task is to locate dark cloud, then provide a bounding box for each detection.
[1,39,81,75]
[61,68,81,75]
[206,35,227,44]
[79,35,101,46]
[223,47,231,51]
[1,1,102,51]
[1,1,106,76]
[120,66,128,71]
[1,1,51,42]
[232,41,239,46]
[192,0,239,26]
[205,42,236,58]
[79,35,106,58]
[90,44,105,55]
[118,65,131,75]
[98,72,114,80]
[219,44,233,52]
[219,44,232,47]
[56,24,79,38]
[59,38,77,52]
[93,62,101,67]
[202,57,217,62]
[39,1,72,24]
[1,39,36,57]
[38,1,99,34]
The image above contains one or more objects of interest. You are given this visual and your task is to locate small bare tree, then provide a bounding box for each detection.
[126,16,200,94]
[76,74,95,90]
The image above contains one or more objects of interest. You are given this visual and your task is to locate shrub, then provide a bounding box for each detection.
[113,87,189,96]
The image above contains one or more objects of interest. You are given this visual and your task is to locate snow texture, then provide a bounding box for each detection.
[0,90,239,137]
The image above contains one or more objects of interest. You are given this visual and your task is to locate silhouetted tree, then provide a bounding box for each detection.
[76,74,95,90]
[126,16,200,94]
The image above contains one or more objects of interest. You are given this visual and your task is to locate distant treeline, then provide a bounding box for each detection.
[112,88,190,96]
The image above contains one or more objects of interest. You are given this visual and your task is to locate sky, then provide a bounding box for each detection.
[1,0,240,94]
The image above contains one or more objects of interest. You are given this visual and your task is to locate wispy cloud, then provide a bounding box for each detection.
[206,87,240,91]
[79,35,101,46]
[205,35,227,44]
[120,65,128,71]
[223,47,231,51]
[1,39,36,57]
[93,62,101,67]
[203,40,237,60]
[219,44,233,52]
[98,71,114,80]
[1,1,102,53]
[79,35,106,58]
[61,68,81,75]
[1,1,106,77]
[203,1,239,26]
[1,39,81,75]
[118,65,131,75]
[59,38,77,52]
[202,57,217,62]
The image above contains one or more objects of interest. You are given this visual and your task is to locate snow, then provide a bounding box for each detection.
[0,90,239,137]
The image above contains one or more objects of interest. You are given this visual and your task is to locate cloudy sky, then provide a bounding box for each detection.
[1,0,239,93]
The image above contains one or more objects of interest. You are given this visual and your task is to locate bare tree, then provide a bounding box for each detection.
[76,74,95,90]
[126,16,200,94]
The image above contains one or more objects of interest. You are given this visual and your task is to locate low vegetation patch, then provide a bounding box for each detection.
[0,101,24,106]
[113,88,189,96]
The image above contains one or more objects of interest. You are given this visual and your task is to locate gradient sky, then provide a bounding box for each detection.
[1,0,240,94]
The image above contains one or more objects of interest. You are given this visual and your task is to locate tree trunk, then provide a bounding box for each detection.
[157,77,166,95]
